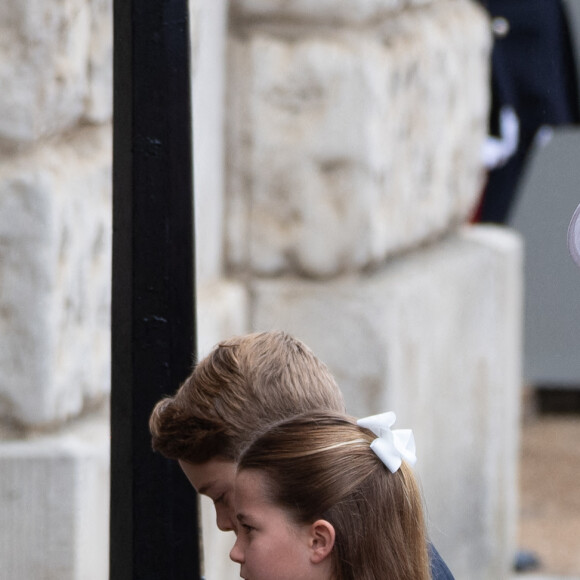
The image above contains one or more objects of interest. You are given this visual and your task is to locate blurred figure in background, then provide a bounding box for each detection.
[475,0,580,223]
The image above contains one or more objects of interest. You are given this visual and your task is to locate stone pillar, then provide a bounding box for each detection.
[0,0,113,577]
[190,1,248,577]
[191,0,249,354]
[225,1,522,578]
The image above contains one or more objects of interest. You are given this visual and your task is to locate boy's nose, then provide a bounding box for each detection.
[215,504,236,532]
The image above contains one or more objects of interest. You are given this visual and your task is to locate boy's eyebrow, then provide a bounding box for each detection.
[197,481,215,495]
[236,513,248,522]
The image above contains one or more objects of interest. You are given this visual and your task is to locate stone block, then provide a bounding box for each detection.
[250,225,522,579]
[226,0,490,277]
[0,412,109,579]
[0,0,112,149]
[0,126,112,427]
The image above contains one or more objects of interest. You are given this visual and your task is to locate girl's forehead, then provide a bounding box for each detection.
[236,468,265,489]
[235,470,270,502]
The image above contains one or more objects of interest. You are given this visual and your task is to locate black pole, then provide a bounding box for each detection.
[111,0,201,577]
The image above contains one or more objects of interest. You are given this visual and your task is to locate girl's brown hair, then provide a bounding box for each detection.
[149,331,345,463]
[238,411,431,580]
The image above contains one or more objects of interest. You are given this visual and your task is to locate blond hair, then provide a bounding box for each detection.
[149,331,345,462]
[238,412,431,580]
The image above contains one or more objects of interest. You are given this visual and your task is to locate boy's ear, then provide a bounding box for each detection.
[308,519,335,563]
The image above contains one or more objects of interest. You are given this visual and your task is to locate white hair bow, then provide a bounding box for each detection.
[357,412,417,473]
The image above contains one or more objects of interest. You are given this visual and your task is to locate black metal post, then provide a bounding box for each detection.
[111,0,201,577]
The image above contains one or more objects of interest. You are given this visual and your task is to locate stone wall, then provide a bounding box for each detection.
[0,0,522,579]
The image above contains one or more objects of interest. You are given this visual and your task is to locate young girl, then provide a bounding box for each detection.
[230,411,431,580]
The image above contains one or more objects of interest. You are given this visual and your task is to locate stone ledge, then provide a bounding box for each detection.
[0,412,109,580]
[250,225,522,579]
[231,0,438,26]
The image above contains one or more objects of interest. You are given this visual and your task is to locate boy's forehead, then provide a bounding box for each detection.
[179,458,236,493]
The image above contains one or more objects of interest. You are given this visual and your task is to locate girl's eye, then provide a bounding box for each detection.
[213,494,224,505]
[242,523,254,534]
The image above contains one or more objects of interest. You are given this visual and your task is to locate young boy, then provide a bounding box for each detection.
[149,330,454,578]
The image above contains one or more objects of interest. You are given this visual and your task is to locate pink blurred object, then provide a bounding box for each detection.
[567,202,580,267]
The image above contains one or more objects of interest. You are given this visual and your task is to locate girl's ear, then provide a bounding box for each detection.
[309,519,335,564]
